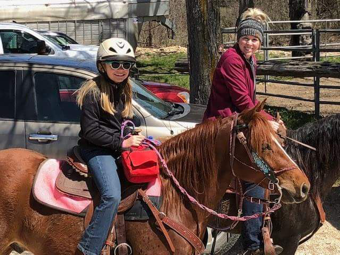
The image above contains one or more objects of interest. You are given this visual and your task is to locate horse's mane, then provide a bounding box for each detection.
[286,114,340,196]
[159,119,221,207]
[158,110,275,210]
[244,112,276,158]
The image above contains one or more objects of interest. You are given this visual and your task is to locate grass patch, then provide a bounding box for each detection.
[137,52,187,73]
[320,55,340,63]
[257,75,294,82]
[265,105,317,129]
[137,52,190,88]
[139,74,190,89]
[256,51,289,61]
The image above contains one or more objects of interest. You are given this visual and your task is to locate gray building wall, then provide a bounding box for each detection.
[0,1,172,49]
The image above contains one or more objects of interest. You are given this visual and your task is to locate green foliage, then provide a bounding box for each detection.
[137,52,187,72]
[265,105,318,130]
[137,52,190,89]
[139,74,190,89]
[320,56,340,63]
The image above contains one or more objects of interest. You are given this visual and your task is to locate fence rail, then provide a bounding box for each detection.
[221,19,340,117]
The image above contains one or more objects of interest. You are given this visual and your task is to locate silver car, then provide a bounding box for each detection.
[0,54,205,159]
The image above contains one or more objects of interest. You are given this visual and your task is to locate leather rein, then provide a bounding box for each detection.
[119,117,296,253]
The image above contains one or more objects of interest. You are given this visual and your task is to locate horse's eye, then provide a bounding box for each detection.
[262,144,272,153]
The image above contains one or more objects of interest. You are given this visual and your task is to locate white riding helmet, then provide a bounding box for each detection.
[97,38,136,63]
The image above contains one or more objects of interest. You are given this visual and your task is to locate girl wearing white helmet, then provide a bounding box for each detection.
[76,38,144,255]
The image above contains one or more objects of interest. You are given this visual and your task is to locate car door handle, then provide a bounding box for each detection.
[29,134,58,142]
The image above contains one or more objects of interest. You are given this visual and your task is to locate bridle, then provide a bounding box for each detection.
[120,118,287,221]
[229,113,298,188]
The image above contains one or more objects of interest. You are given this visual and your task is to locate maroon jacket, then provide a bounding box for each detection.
[203,44,273,121]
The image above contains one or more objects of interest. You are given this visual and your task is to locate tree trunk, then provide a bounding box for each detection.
[239,0,255,16]
[289,0,313,57]
[185,0,221,105]
[236,0,255,26]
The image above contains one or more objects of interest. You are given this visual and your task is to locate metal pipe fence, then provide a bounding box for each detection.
[221,19,340,117]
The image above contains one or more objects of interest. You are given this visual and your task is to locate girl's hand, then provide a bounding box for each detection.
[122,134,145,148]
[270,120,287,138]
[269,120,280,133]
[277,119,286,129]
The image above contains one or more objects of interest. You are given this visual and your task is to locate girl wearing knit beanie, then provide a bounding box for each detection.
[203,8,284,255]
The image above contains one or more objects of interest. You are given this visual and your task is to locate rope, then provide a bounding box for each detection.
[120,120,282,222]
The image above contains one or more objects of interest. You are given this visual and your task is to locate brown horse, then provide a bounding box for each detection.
[0,102,310,255]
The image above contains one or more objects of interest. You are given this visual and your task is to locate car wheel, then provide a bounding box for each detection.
[203,228,240,254]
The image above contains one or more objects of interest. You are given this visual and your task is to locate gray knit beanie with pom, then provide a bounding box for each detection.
[237,18,264,43]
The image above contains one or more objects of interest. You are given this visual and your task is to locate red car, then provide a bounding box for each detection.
[141,80,190,103]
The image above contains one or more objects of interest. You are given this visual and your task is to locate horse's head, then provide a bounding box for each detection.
[224,101,310,204]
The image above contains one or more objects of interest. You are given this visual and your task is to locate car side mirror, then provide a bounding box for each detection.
[37,40,48,55]
[130,66,139,79]
[61,45,70,51]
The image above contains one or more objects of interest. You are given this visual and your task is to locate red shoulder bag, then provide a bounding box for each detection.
[121,144,159,183]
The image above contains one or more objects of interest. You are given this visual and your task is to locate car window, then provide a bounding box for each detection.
[0,30,39,54]
[34,73,84,122]
[45,35,68,47]
[0,71,15,119]
[130,78,172,119]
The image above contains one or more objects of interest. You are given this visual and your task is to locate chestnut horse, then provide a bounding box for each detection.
[270,113,340,254]
[0,102,309,255]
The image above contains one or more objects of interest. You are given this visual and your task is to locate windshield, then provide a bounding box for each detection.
[130,78,173,119]
[43,34,77,47]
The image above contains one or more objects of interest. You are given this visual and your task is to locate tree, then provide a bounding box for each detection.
[239,0,255,16]
[289,0,313,56]
[185,0,221,105]
[237,0,255,25]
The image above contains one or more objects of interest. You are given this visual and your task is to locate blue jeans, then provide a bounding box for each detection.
[242,182,265,251]
[77,147,121,255]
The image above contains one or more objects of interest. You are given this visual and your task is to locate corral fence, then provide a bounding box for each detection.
[221,19,340,117]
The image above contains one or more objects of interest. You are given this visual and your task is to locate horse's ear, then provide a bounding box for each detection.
[254,99,267,112]
[239,99,267,123]
[276,112,281,122]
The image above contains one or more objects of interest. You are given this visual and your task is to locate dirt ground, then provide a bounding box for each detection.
[295,186,340,255]
[257,77,340,116]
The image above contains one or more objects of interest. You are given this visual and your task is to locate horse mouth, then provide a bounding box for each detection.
[280,183,309,204]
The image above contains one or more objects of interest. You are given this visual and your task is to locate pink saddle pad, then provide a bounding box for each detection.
[32,159,91,215]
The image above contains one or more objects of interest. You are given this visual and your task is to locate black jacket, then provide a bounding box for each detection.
[78,83,128,156]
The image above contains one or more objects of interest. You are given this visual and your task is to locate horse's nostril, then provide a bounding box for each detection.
[301,183,310,197]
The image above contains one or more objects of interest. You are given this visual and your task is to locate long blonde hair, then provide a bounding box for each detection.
[77,75,133,118]
[240,8,270,25]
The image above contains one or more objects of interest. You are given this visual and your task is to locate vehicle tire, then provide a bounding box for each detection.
[203,228,240,255]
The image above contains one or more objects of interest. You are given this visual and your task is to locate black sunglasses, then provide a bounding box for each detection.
[106,61,134,70]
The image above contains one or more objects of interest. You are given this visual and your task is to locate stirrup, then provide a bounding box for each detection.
[274,245,283,255]
[113,243,133,255]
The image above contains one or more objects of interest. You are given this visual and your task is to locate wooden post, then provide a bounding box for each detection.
[314,76,320,117]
